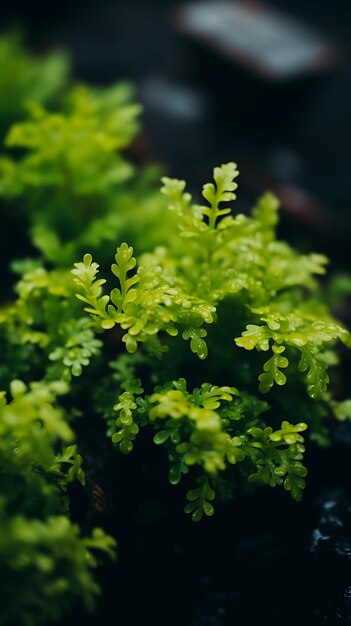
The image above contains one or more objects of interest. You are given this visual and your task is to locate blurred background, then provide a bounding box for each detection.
[0,0,350,267]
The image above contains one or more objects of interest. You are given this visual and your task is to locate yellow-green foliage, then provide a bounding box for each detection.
[73,163,350,520]
[73,164,350,399]
[0,379,116,626]
[0,32,68,139]
[1,30,351,626]
[0,82,170,265]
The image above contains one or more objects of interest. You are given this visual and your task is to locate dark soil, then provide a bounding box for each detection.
[64,414,351,626]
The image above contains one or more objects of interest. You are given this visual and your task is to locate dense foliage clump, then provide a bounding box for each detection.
[0,32,69,141]
[72,162,351,520]
[0,31,350,625]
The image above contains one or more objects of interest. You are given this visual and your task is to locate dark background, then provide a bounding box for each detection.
[1,2,351,625]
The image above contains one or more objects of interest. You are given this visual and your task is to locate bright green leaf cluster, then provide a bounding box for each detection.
[75,163,350,408]
[0,31,69,140]
[102,375,308,518]
[0,377,116,626]
[0,506,115,626]
[0,78,171,266]
[236,307,350,398]
[74,163,350,518]
[72,243,216,356]
[0,264,102,384]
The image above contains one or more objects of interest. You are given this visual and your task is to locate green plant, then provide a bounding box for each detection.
[0,82,170,266]
[0,28,176,623]
[0,378,116,626]
[1,30,351,626]
[0,32,69,141]
[73,162,350,519]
